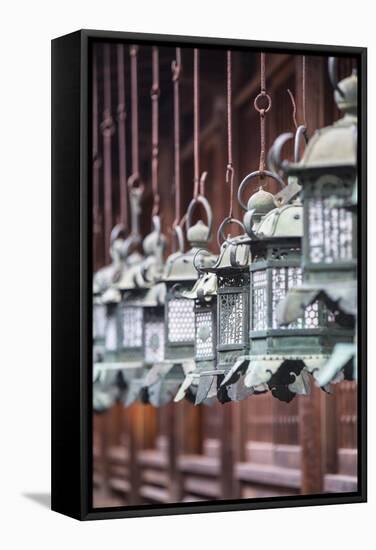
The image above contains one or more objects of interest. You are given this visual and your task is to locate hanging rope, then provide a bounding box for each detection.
[101,43,115,258]
[92,46,101,237]
[172,47,182,228]
[226,50,234,218]
[151,46,160,217]
[128,45,141,189]
[287,55,307,130]
[253,52,272,177]
[193,49,200,198]
[117,43,127,230]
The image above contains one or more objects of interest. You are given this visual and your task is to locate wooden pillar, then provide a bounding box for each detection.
[167,402,183,502]
[299,388,323,494]
[321,391,338,475]
[99,412,111,497]
[220,403,235,499]
[128,403,156,504]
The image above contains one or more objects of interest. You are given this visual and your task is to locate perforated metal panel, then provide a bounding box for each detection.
[105,315,118,351]
[195,310,214,359]
[167,298,195,343]
[144,319,165,363]
[93,303,106,340]
[251,270,268,331]
[219,292,245,345]
[122,305,143,348]
[308,197,353,264]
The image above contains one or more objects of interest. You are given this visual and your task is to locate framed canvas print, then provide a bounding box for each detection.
[51,29,367,520]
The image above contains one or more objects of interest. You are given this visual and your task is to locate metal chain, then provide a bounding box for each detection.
[116,43,127,230]
[226,50,234,218]
[253,52,272,176]
[128,45,140,188]
[151,46,160,216]
[193,48,200,198]
[172,48,182,227]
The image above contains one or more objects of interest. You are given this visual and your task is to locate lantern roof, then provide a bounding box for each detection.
[101,285,122,305]
[289,72,357,172]
[93,237,126,295]
[141,282,166,307]
[205,235,251,273]
[256,200,303,239]
[117,217,166,291]
[163,220,216,283]
[180,272,217,301]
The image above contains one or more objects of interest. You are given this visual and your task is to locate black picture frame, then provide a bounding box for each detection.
[51,29,367,521]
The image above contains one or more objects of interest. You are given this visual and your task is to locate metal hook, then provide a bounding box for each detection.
[267,132,294,175]
[328,57,345,98]
[216,217,245,248]
[238,170,286,212]
[186,195,213,239]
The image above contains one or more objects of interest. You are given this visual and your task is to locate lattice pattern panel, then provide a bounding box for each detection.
[167,298,195,343]
[251,270,268,331]
[93,303,106,340]
[308,197,353,264]
[195,311,214,359]
[219,292,245,345]
[144,319,165,363]
[122,306,143,348]
[271,267,323,329]
[105,315,118,352]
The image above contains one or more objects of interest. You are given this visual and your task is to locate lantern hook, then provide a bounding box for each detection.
[267,132,294,175]
[328,57,346,98]
[186,193,213,239]
[217,216,245,248]
[238,170,285,212]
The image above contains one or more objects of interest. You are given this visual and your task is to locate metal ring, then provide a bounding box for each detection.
[171,225,184,253]
[110,224,126,244]
[217,217,245,247]
[192,248,208,275]
[294,125,308,163]
[253,92,272,114]
[186,195,213,238]
[267,132,294,174]
[237,170,286,211]
[127,173,145,192]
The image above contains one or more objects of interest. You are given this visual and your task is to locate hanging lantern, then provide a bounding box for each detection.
[92,225,128,413]
[222,174,354,403]
[145,196,216,405]
[277,58,358,385]
[173,266,218,405]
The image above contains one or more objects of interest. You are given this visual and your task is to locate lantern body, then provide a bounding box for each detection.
[286,71,357,291]
[176,272,219,405]
[221,199,354,403]
[278,71,358,387]
[117,291,144,362]
[217,269,250,370]
[214,239,251,376]
[142,284,166,366]
[93,296,107,363]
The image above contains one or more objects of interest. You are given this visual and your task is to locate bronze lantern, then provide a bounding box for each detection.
[278,60,358,385]
[222,179,354,402]
[146,196,216,405]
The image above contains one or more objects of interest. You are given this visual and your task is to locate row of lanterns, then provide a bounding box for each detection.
[93,48,357,411]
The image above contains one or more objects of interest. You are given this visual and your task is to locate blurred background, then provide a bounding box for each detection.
[92,43,358,507]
